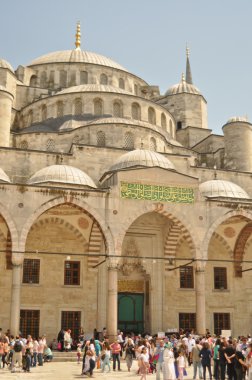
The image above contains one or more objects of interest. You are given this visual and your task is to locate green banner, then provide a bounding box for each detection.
[120,182,194,204]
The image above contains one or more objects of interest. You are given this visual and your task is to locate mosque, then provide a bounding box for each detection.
[0,23,252,342]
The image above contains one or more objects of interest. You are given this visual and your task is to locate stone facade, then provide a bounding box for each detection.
[0,25,251,342]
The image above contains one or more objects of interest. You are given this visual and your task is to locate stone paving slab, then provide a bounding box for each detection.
[0,360,195,379]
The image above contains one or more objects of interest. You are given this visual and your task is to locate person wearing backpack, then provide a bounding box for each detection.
[10,336,23,372]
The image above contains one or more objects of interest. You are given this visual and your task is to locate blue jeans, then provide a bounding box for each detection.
[38,353,43,366]
[32,352,37,367]
[101,354,110,372]
[193,361,203,379]
[112,353,120,370]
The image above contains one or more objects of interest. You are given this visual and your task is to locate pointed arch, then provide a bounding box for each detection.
[19,196,114,256]
[233,222,252,277]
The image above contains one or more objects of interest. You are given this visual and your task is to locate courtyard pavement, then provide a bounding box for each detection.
[0,359,195,379]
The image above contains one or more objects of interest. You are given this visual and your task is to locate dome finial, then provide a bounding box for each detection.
[181,72,185,83]
[75,21,81,50]
[186,44,193,85]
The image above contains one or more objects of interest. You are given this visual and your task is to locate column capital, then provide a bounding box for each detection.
[195,261,206,273]
[12,252,24,266]
[106,257,119,270]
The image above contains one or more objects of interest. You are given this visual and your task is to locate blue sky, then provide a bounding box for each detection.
[1,0,252,134]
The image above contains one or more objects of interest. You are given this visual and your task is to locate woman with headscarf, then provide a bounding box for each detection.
[163,342,176,380]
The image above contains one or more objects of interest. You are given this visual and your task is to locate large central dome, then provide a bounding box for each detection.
[28,49,128,72]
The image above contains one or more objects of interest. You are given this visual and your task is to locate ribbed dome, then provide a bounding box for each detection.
[165,74,201,96]
[199,180,249,199]
[109,149,176,171]
[226,116,249,124]
[0,168,11,183]
[58,84,132,96]
[28,165,96,188]
[0,59,14,73]
[28,50,128,72]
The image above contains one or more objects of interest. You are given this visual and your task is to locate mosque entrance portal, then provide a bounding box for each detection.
[118,292,144,333]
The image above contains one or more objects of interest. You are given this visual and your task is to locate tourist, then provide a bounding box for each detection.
[110,339,121,371]
[44,345,53,362]
[163,342,176,380]
[57,328,65,352]
[192,339,203,379]
[32,338,39,366]
[155,339,165,380]
[245,343,252,380]
[10,335,23,372]
[200,342,212,380]
[224,339,236,380]
[188,334,196,366]
[101,341,111,373]
[139,347,149,380]
[38,336,45,366]
[125,337,135,372]
[213,338,221,380]
[64,329,72,352]
[177,350,187,380]
[77,343,82,364]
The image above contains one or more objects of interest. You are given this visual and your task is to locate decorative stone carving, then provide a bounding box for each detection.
[119,238,142,276]
[12,252,24,266]
[106,257,120,270]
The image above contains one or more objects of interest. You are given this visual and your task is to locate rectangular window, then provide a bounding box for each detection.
[180,266,194,288]
[23,259,40,284]
[61,311,81,340]
[214,313,230,336]
[20,309,40,339]
[179,313,196,331]
[64,261,80,285]
[214,267,227,289]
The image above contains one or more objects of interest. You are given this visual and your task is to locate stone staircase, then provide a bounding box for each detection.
[52,350,79,362]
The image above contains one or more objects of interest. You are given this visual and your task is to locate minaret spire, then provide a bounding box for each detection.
[75,21,81,50]
[186,45,193,84]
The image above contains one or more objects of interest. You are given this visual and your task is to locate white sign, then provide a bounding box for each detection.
[158,332,165,338]
[167,328,178,333]
[221,330,231,338]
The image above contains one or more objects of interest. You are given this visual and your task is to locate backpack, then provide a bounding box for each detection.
[14,340,22,352]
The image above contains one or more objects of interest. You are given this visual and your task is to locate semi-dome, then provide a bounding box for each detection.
[109,149,176,171]
[0,168,11,183]
[28,164,96,188]
[0,58,14,73]
[28,49,128,72]
[199,179,249,199]
[165,73,201,96]
[58,84,132,96]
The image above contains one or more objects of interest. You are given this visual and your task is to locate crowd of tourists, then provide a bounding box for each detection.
[1,325,252,379]
[0,328,53,373]
[71,328,252,379]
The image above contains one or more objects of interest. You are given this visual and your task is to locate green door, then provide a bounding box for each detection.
[118,293,144,333]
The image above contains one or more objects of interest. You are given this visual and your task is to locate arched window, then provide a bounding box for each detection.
[113,101,123,117]
[134,84,138,95]
[148,107,156,124]
[80,71,88,84]
[94,98,103,116]
[74,98,82,115]
[100,73,108,85]
[20,140,28,149]
[41,105,47,121]
[46,139,55,152]
[40,71,47,88]
[119,78,125,89]
[19,115,24,129]
[48,71,54,88]
[57,101,64,117]
[59,70,67,88]
[124,132,134,149]
[150,137,157,151]
[27,110,33,126]
[177,121,182,130]
[97,131,106,147]
[73,135,80,144]
[69,71,76,86]
[30,75,37,87]
[161,113,167,129]
[131,103,141,120]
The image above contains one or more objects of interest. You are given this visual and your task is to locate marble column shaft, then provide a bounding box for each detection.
[195,267,206,335]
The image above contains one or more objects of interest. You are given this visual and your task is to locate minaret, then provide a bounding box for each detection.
[186,46,193,85]
[75,21,81,50]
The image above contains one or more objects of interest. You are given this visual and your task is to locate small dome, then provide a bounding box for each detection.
[0,59,14,73]
[109,149,176,171]
[58,84,132,96]
[165,74,201,96]
[226,116,249,124]
[28,164,96,188]
[199,180,249,199]
[28,50,128,72]
[0,168,11,183]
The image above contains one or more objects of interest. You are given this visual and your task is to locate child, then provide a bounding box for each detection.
[77,343,82,364]
[177,350,186,380]
[139,347,149,380]
[24,348,32,372]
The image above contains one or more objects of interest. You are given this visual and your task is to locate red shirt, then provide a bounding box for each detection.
[110,343,121,354]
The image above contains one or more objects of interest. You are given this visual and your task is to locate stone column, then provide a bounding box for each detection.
[195,262,206,335]
[106,258,118,342]
[10,252,24,336]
